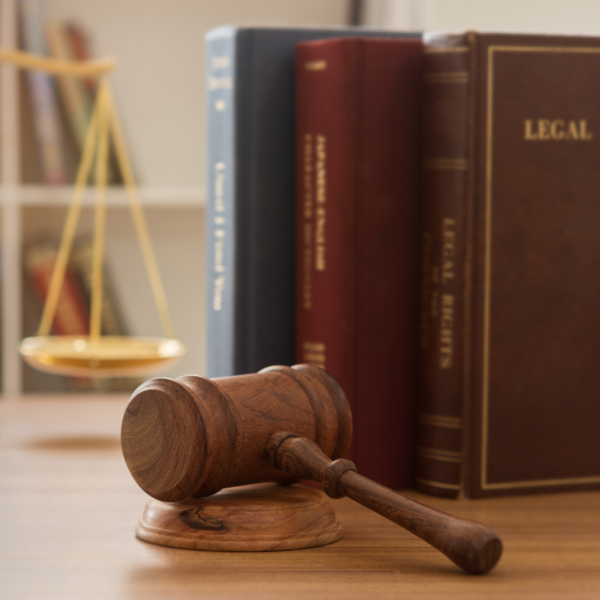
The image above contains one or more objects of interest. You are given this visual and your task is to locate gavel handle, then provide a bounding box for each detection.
[266,432,502,575]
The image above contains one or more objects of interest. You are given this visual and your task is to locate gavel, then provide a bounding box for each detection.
[121,364,502,574]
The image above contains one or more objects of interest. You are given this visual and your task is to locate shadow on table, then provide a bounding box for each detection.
[18,435,122,452]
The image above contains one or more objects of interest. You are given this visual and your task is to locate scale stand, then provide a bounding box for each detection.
[0,47,185,378]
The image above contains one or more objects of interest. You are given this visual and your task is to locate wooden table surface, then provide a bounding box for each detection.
[1,398,599,600]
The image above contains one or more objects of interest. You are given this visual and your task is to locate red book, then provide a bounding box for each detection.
[295,37,423,489]
[25,243,90,337]
[65,23,97,96]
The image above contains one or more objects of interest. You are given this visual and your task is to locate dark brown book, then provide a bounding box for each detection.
[418,31,600,498]
[296,37,423,489]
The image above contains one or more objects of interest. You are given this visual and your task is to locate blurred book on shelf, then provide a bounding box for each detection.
[46,21,92,154]
[64,23,97,96]
[19,0,68,185]
[23,237,141,393]
[18,0,123,185]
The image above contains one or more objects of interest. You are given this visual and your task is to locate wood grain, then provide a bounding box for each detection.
[136,483,342,551]
[121,365,352,501]
[2,398,600,599]
[269,434,501,574]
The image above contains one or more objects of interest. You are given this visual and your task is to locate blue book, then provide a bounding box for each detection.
[206,26,420,377]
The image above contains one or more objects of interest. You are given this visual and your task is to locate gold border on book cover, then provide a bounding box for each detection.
[482,45,600,490]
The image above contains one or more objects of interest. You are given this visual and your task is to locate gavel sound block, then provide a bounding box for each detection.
[121,364,503,574]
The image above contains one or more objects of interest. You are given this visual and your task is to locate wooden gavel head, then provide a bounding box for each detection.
[121,364,352,502]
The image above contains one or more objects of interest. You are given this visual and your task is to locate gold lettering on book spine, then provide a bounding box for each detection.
[441,219,456,284]
[305,60,327,71]
[437,218,456,368]
[302,134,314,310]
[315,135,327,271]
[439,294,454,368]
[302,341,326,368]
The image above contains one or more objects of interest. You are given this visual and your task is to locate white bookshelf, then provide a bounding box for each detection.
[18,186,205,207]
[1,0,22,398]
[0,0,350,399]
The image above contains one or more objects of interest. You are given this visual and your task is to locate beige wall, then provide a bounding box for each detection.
[363,0,600,33]
[425,0,600,32]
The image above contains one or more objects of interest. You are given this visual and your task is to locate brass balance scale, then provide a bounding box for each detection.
[0,47,185,377]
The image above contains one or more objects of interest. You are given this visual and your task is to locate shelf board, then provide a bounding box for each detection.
[6,185,206,207]
[0,392,132,403]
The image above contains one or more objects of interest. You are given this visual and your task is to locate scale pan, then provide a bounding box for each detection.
[20,336,186,378]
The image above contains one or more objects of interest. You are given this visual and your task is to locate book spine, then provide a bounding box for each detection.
[47,21,92,150]
[296,41,358,458]
[65,24,97,96]
[19,0,67,185]
[62,23,121,184]
[417,35,474,498]
[25,244,89,337]
[352,40,422,489]
[297,38,423,488]
[205,29,237,377]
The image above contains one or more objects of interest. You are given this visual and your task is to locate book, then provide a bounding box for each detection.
[295,37,423,489]
[65,23,97,96]
[22,272,71,394]
[19,0,67,185]
[417,31,600,498]
[205,26,419,378]
[24,241,90,338]
[19,69,44,184]
[47,21,92,151]
[48,21,122,184]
